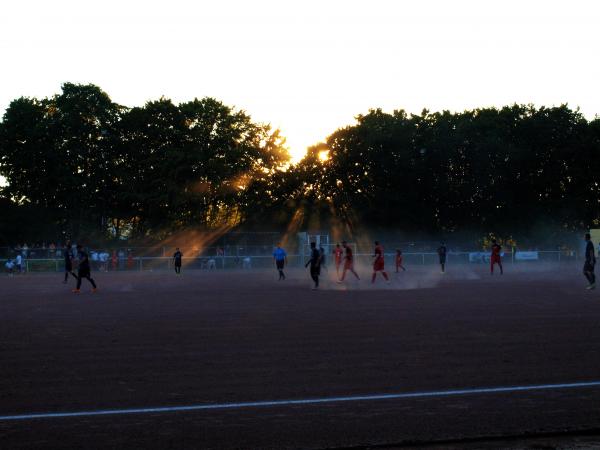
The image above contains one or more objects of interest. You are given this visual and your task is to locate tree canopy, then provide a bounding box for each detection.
[0,83,289,242]
[1,83,599,245]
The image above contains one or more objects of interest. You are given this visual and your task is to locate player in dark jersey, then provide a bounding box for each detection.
[305,242,322,289]
[63,244,77,284]
[437,243,447,273]
[73,245,97,293]
[584,233,596,289]
[319,246,327,272]
[173,248,183,274]
[490,239,503,275]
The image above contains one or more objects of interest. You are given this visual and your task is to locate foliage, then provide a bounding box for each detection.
[0,83,289,241]
[295,106,600,237]
[1,83,599,244]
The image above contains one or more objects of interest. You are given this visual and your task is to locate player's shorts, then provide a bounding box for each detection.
[344,260,353,270]
[276,259,284,270]
[491,255,502,264]
[373,259,385,271]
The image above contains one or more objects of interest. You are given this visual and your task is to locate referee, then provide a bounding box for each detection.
[273,243,287,280]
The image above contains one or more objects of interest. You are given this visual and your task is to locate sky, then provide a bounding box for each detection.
[1,0,599,164]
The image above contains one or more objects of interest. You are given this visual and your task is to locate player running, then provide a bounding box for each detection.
[339,241,360,282]
[371,241,389,283]
[333,243,343,277]
[584,233,596,289]
[63,244,77,283]
[273,243,287,280]
[305,242,322,289]
[395,249,406,272]
[437,242,447,273]
[490,239,503,275]
[73,245,97,293]
[173,248,183,275]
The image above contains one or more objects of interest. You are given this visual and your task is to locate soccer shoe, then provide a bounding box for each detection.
[587,283,596,290]
[72,289,80,293]
[92,288,98,293]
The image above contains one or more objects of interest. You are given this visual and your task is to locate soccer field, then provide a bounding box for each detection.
[1,264,600,449]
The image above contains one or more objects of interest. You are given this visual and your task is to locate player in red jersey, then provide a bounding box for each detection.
[490,239,503,275]
[338,241,359,282]
[371,241,389,283]
[395,249,406,272]
[333,243,344,277]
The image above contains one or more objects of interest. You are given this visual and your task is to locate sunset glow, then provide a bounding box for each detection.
[1,0,599,163]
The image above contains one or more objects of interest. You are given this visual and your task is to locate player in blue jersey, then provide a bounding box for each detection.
[273,243,287,280]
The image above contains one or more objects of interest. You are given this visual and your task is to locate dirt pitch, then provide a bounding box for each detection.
[1,263,600,449]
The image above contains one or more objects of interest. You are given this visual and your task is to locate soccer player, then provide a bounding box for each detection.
[173,248,183,275]
[395,249,406,272]
[584,233,596,289]
[490,239,503,275]
[339,241,360,282]
[305,242,322,289]
[437,242,447,273]
[371,241,389,283]
[273,243,287,280]
[333,243,343,277]
[63,244,77,283]
[319,246,327,272]
[73,245,97,293]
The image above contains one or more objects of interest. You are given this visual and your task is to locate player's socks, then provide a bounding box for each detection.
[72,289,80,293]
[92,288,98,293]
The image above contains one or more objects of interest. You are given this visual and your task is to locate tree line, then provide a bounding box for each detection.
[1,83,599,245]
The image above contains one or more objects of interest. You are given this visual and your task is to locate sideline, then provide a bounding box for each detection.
[2,380,600,421]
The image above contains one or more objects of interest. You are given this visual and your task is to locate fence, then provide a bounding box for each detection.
[16,250,579,273]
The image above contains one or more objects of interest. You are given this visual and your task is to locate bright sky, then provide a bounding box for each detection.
[1,0,599,164]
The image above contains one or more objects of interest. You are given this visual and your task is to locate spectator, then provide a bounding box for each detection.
[91,250,99,271]
[5,259,14,277]
[99,251,109,271]
[111,250,118,271]
[118,249,125,269]
[15,253,23,273]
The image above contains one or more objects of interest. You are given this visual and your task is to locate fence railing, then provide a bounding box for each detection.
[13,250,580,273]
